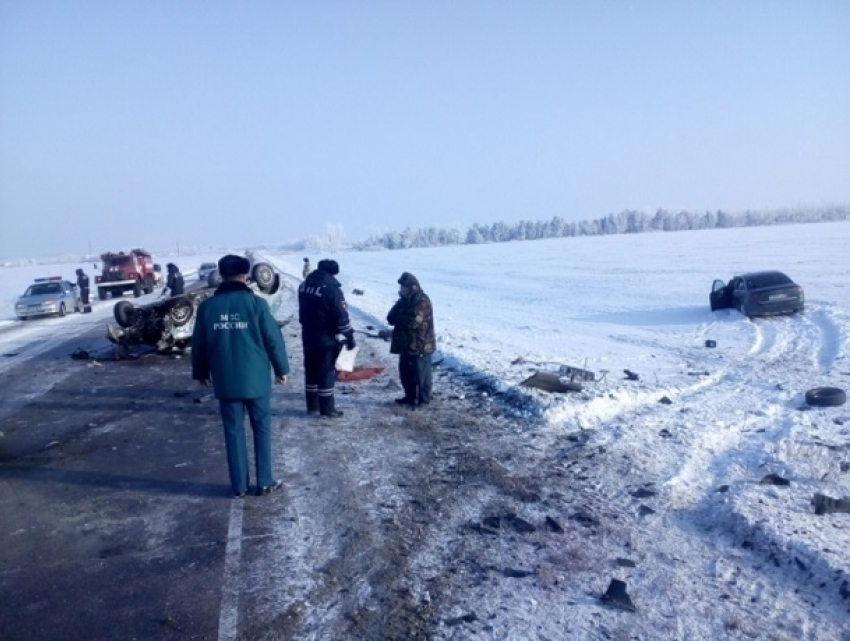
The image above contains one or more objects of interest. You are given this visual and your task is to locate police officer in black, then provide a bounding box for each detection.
[298,259,355,418]
[75,268,91,312]
[161,263,185,297]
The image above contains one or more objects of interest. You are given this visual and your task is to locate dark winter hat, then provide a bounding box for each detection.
[303,257,309,262]
[166,263,178,272]
[397,272,420,288]
[318,259,339,275]
[218,254,250,278]
[76,268,83,275]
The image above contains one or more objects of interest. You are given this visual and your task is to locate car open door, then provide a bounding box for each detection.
[709,279,732,311]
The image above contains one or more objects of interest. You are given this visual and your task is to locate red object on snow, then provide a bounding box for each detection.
[337,367,385,382]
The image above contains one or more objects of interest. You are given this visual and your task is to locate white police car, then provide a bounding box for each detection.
[15,277,83,320]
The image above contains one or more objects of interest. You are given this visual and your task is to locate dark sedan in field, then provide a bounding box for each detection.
[710,271,804,317]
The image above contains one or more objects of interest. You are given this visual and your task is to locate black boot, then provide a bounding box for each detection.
[319,393,343,418]
[305,391,319,414]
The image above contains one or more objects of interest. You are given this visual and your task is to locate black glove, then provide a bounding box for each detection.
[344,332,356,350]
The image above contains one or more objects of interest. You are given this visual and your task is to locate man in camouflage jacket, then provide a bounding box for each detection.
[387,272,435,407]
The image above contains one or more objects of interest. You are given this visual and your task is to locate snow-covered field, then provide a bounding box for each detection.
[1,222,849,636]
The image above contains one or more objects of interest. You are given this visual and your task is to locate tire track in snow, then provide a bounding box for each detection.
[563,309,850,637]
[804,304,845,373]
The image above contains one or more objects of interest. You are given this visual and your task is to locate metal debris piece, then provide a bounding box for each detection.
[760,473,790,486]
[600,578,636,612]
[520,371,582,393]
[812,493,850,515]
[544,516,564,533]
[445,612,478,626]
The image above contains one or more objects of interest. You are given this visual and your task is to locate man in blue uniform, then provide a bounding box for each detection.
[75,268,91,312]
[191,254,290,497]
[298,259,355,418]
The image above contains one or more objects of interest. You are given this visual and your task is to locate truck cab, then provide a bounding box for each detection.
[95,249,157,300]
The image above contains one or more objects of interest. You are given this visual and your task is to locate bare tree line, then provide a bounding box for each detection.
[353,205,850,251]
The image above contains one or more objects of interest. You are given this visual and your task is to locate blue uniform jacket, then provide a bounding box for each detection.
[191,281,289,399]
[298,269,352,348]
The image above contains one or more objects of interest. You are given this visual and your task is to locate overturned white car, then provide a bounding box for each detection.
[106,261,282,354]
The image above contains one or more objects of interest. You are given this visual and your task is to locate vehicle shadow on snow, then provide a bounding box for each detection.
[575,305,736,327]
[2,465,226,498]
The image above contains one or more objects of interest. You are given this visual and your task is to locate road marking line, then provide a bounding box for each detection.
[217,499,244,641]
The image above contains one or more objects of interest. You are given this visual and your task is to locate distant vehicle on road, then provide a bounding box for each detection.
[710,270,804,317]
[198,262,217,281]
[15,277,83,320]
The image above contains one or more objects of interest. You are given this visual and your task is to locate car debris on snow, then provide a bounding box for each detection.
[811,493,850,515]
[600,578,637,612]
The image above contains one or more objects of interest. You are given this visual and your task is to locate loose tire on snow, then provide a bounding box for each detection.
[114,300,135,327]
[805,387,846,407]
[168,297,194,326]
[251,262,276,292]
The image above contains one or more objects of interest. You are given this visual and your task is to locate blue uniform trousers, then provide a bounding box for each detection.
[218,395,274,494]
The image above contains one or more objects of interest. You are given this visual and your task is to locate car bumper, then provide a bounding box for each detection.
[745,302,804,317]
[16,304,62,318]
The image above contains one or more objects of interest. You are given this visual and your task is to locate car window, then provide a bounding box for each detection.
[746,273,792,289]
[26,283,62,296]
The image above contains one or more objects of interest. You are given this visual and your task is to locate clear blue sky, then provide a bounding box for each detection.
[1,1,848,258]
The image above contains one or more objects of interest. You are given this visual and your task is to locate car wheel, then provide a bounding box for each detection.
[805,387,846,408]
[251,262,276,292]
[58,303,66,317]
[98,287,107,301]
[114,301,136,327]
[133,280,142,298]
[143,276,154,295]
[207,269,222,288]
[168,297,194,326]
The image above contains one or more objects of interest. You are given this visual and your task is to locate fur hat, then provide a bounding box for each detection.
[218,254,250,278]
[397,272,420,288]
[318,259,339,275]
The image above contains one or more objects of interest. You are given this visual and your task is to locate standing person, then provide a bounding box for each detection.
[161,263,185,297]
[298,259,355,418]
[191,254,290,497]
[75,268,91,312]
[387,272,436,407]
[302,257,312,280]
